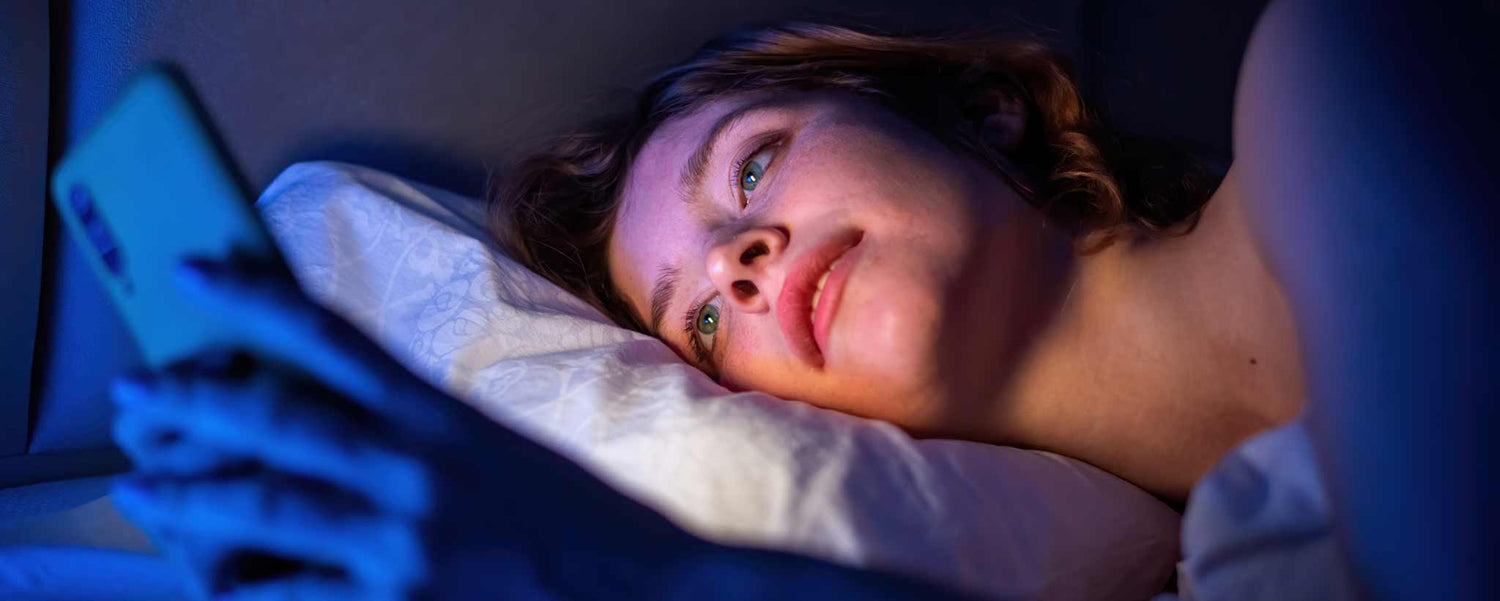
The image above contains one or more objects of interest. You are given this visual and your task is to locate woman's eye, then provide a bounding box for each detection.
[694,300,721,352]
[738,145,778,197]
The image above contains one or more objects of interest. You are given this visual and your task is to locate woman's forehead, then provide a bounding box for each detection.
[628,96,759,203]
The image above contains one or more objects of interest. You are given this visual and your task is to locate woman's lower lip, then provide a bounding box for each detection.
[811,243,863,357]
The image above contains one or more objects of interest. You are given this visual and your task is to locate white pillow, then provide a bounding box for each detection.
[257,162,1180,601]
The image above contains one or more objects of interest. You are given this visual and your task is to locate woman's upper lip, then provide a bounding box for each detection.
[775,230,864,368]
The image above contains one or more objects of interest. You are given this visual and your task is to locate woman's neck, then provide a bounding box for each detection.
[984,165,1306,501]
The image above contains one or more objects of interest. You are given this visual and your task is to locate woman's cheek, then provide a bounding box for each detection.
[716,325,783,393]
[834,270,946,387]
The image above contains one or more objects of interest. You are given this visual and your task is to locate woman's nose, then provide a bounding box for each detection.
[705,226,787,314]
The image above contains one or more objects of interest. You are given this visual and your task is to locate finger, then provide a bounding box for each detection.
[148,525,382,601]
[112,353,271,476]
[111,405,240,474]
[112,473,426,589]
[111,369,430,515]
[173,257,442,433]
[111,349,241,461]
[113,375,246,475]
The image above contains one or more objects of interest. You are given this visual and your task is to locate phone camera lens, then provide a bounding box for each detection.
[69,184,96,223]
[67,183,129,286]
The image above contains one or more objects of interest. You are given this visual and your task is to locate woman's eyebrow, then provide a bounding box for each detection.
[676,99,780,207]
[648,263,682,338]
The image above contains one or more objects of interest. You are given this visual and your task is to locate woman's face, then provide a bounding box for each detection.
[608,91,1070,436]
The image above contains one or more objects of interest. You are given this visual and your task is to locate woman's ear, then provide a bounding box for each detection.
[977,95,1027,152]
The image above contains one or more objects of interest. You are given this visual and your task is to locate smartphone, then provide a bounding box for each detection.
[49,68,285,369]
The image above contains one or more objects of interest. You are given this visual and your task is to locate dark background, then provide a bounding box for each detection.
[1,0,1266,492]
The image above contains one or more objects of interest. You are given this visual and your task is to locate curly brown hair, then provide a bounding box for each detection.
[489,22,1217,333]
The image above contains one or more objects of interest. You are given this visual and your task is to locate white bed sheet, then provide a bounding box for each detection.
[1158,419,1360,601]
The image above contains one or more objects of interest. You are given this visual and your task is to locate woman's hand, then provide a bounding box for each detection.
[109,257,702,600]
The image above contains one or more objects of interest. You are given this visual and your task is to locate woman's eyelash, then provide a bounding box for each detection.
[728,134,783,205]
[728,149,757,205]
[682,299,713,367]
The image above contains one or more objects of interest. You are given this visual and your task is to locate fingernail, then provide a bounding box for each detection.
[111,374,153,405]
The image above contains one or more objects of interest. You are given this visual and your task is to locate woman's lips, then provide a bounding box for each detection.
[775,230,864,369]
[811,242,862,357]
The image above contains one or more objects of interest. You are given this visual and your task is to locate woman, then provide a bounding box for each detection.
[110,2,1495,600]
[493,23,1297,503]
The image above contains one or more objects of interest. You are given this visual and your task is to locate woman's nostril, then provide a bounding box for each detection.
[740,241,769,265]
[733,280,758,298]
